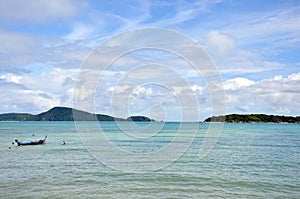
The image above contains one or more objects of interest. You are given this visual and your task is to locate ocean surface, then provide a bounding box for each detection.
[0,122,299,198]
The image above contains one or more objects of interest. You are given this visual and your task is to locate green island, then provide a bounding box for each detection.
[1,107,299,123]
[205,114,300,123]
[0,107,154,122]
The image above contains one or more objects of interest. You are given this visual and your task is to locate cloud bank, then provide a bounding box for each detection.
[0,0,299,121]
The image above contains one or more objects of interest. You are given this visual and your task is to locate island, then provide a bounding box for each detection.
[204,114,300,123]
[127,116,155,122]
[0,107,155,122]
[1,108,299,123]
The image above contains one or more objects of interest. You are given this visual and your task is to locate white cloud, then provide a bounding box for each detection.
[0,73,22,84]
[0,0,87,24]
[224,73,300,115]
[164,8,198,26]
[201,30,286,76]
[224,77,255,90]
[150,0,223,26]
[113,85,130,94]
[20,67,76,94]
[187,5,299,78]
[191,84,204,94]
[0,29,93,72]
[0,89,61,114]
[218,6,300,51]
[0,0,299,121]
[0,67,77,113]
[65,24,95,41]
[288,73,300,81]
[204,30,236,59]
[0,31,40,67]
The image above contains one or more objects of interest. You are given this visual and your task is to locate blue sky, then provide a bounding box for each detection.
[0,0,299,121]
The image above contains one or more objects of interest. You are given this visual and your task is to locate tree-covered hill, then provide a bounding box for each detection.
[126,116,154,122]
[205,114,300,123]
[0,107,154,122]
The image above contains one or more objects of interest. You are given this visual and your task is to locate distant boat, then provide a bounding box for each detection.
[15,136,47,146]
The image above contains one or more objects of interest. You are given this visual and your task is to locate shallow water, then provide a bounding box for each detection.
[0,122,299,198]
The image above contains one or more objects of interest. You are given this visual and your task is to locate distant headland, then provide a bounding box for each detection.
[205,114,300,123]
[0,107,155,122]
[0,107,299,123]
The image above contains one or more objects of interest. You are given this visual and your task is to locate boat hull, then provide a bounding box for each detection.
[15,136,47,146]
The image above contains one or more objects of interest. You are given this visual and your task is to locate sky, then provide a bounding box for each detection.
[0,0,299,121]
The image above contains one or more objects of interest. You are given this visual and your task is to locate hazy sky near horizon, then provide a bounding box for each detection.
[0,0,299,121]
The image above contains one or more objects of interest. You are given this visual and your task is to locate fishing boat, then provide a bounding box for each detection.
[15,136,47,146]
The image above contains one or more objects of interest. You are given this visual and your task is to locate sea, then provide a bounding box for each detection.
[0,121,299,198]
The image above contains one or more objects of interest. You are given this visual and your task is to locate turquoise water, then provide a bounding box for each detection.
[0,122,299,198]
